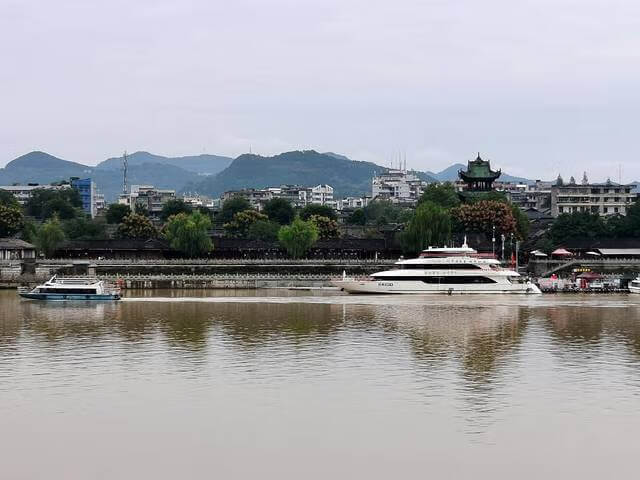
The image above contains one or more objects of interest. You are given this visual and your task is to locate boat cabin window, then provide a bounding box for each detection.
[401,264,482,270]
[39,288,98,294]
[378,276,496,284]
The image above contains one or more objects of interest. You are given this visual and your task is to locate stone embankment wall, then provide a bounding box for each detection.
[0,259,395,289]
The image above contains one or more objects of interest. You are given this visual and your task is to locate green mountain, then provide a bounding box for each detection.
[187,150,408,198]
[0,151,203,202]
[0,151,92,184]
[97,151,232,175]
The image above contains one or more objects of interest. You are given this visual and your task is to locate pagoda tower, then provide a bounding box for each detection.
[458,153,501,191]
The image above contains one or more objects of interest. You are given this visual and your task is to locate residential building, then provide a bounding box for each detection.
[70,178,97,218]
[310,184,334,205]
[183,194,216,210]
[119,185,176,217]
[372,169,428,204]
[0,184,70,205]
[550,179,636,217]
[499,180,552,212]
[222,184,337,210]
[221,188,273,210]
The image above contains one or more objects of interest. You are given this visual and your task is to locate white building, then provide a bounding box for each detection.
[371,169,428,204]
[119,185,176,216]
[221,184,336,210]
[551,179,637,217]
[310,184,334,205]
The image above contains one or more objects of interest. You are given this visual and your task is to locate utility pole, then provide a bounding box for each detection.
[501,234,505,262]
[122,151,128,195]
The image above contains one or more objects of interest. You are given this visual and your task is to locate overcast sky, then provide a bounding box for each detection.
[2,0,639,181]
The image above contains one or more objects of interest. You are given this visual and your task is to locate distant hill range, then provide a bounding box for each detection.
[96,151,232,175]
[185,150,424,198]
[1,150,535,202]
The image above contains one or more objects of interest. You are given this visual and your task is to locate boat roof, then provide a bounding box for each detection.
[44,276,101,286]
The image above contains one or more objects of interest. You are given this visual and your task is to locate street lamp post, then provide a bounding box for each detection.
[492,225,496,257]
[501,234,505,262]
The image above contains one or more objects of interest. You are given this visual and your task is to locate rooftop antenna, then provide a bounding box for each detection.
[122,151,128,194]
[619,163,622,184]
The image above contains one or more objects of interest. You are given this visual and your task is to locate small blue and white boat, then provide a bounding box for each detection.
[18,275,121,301]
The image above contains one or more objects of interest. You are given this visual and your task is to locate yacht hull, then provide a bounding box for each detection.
[19,293,121,301]
[629,286,640,294]
[333,280,541,295]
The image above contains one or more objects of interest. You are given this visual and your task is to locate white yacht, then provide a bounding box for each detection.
[18,276,121,301]
[629,276,640,294]
[333,241,541,295]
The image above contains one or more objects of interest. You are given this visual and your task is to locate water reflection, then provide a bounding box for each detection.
[2,291,640,478]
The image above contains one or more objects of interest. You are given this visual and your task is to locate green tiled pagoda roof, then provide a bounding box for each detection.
[458,154,501,180]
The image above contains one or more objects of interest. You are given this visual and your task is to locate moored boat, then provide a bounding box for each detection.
[629,276,640,294]
[18,276,121,301]
[332,241,541,295]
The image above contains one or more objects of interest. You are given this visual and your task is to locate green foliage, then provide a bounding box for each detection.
[401,202,452,255]
[511,204,530,240]
[465,190,508,204]
[0,189,19,208]
[218,196,252,224]
[418,182,460,209]
[116,213,157,239]
[163,211,213,257]
[133,203,150,217]
[21,219,38,244]
[63,216,107,240]
[263,198,295,225]
[160,199,193,221]
[105,203,131,224]
[299,203,337,221]
[549,212,607,244]
[278,218,319,258]
[0,204,25,237]
[309,214,339,239]
[363,201,412,225]
[608,201,640,237]
[451,200,518,238]
[224,210,268,238]
[247,219,281,241]
[25,188,82,220]
[346,208,366,225]
[35,216,66,257]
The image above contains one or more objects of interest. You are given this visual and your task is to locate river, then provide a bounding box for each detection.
[1,290,639,479]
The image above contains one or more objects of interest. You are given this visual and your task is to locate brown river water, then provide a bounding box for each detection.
[1,289,640,479]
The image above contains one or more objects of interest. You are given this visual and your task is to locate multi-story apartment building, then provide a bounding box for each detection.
[119,185,176,216]
[551,180,636,217]
[222,184,336,211]
[499,180,552,212]
[371,169,428,204]
[70,178,97,218]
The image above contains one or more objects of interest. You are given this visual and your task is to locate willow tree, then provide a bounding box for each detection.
[278,218,318,258]
[35,216,66,258]
[164,211,213,258]
[401,201,452,255]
